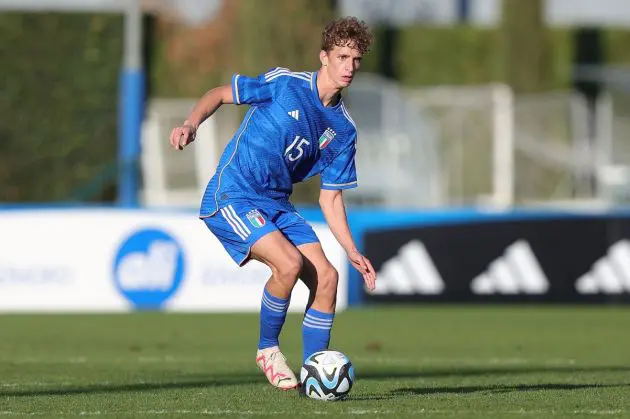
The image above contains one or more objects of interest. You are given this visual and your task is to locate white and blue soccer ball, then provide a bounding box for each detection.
[300,350,355,401]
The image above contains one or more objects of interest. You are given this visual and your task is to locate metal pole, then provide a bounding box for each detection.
[458,0,470,23]
[118,0,144,207]
[492,84,515,207]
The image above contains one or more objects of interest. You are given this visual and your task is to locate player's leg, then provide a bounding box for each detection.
[249,230,303,347]
[202,204,300,389]
[273,211,339,362]
[297,242,338,362]
[249,232,304,390]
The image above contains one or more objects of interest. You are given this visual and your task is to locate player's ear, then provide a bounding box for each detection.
[319,50,328,67]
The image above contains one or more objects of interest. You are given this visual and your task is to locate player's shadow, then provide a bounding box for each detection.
[0,373,265,398]
[345,381,630,402]
[391,382,629,396]
[350,365,630,400]
[359,364,630,380]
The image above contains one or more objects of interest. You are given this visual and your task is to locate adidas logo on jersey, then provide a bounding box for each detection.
[368,240,445,295]
[470,240,549,295]
[575,240,630,294]
[288,110,300,120]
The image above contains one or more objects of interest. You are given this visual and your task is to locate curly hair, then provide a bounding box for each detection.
[321,16,373,55]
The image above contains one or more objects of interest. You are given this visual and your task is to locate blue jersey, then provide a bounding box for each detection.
[200,67,358,217]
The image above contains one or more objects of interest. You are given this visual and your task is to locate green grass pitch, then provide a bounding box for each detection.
[0,306,629,418]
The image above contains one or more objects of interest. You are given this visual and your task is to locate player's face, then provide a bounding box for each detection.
[323,43,363,88]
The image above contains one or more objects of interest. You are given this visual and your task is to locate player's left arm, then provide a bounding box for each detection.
[319,133,376,289]
[319,188,376,291]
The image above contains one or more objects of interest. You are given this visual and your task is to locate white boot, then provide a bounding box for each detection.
[256,346,299,390]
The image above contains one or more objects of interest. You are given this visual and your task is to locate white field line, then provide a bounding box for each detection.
[0,409,624,416]
[1,382,73,387]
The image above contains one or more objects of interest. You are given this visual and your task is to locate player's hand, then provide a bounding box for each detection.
[348,249,376,291]
[169,123,196,150]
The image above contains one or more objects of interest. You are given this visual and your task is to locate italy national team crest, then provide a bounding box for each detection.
[246,209,266,228]
[318,127,336,149]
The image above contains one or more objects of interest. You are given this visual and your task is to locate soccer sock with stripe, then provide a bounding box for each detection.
[302,308,335,362]
[258,288,290,350]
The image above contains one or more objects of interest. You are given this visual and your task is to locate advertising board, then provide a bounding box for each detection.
[364,215,630,303]
[0,209,347,312]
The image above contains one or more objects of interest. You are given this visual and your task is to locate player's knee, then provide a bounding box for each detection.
[273,252,303,286]
[318,265,339,299]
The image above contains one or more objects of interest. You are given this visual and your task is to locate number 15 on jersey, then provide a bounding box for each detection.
[285,135,310,162]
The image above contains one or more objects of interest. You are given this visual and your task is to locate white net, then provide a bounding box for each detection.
[406,84,623,207]
[511,91,593,203]
[406,84,508,207]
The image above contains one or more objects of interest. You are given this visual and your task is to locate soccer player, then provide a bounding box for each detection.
[169,16,376,390]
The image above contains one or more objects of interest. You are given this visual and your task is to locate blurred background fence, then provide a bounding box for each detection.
[2,0,630,210]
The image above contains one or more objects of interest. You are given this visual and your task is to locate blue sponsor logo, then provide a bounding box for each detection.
[113,228,185,309]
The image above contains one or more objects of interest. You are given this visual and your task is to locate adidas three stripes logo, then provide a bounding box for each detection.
[219,205,251,241]
[576,240,630,294]
[369,239,550,296]
[370,240,445,295]
[470,240,549,295]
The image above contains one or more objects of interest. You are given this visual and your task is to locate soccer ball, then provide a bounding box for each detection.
[300,350,355,401]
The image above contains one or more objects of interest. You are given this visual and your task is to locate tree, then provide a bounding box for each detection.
[501,0,553,93]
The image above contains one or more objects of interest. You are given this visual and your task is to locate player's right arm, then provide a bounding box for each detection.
[170,68,283,151]
[169,85,233,150]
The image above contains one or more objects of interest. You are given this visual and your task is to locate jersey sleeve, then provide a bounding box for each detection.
[231,67,285,105]
[320,141,358,190]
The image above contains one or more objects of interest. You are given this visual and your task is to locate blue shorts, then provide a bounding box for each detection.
[202,201,319,266]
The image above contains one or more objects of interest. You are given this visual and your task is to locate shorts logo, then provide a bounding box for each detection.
[246,209,266,228]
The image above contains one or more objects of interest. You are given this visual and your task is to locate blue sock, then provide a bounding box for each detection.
[258,288,289,350]
[302,308,335,362]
